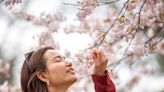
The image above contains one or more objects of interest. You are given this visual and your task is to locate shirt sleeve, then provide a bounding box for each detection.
[92,71,116,92]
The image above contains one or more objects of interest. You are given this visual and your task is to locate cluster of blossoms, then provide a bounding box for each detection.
[82,0,164,60]
[15,12,65,49]
[15,12,65,32]
[2,0,22,6]
[0,59,19,92]
[37,31,60,49]
[76,0,97,20]
[0,81,19,92]
[0,59,10,78]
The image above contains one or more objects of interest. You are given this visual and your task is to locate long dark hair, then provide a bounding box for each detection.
[21,46,54,92]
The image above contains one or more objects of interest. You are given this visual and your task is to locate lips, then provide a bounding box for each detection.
[66,68,75,75]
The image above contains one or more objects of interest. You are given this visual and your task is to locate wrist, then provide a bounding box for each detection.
[93,66,106,75]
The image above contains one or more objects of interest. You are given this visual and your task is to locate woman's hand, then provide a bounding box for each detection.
[92,49,108,76]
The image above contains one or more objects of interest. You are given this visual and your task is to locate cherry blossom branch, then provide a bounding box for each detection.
[145,27,164,44]
[63,0,121,6]
[62,2,80,6]
[111,27,139,71]
[4,0,22,6]
[156,37,164,45]
[111,0,147,71]
[99,0,121,3]
[92,0,122,6]
[97,0,129,47]
[15,12,65,32]
[136,0,147,26]
[79,0,129,51]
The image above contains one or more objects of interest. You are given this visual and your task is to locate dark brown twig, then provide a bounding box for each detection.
[111,27,139,71]
[111,0,147,71]
[62,2,80,6]
[97,0,129,47]
[62,0,121,6]
[145,27,164,44]
[98,0,122,5]
[156,37,164,45]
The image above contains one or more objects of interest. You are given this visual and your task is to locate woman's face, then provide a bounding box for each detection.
[44,49,77,86]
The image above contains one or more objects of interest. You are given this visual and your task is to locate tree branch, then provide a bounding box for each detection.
[97,0,129,47]
[98,0,122,5]
[63,0,121,6]
[111,27,139,71]
[62,2,80,6]
[156,37,164,45]
[145,27,164,44]
[110,0,147,71]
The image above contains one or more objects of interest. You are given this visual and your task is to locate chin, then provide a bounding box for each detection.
[65,70,77,85]
[68,74,77,85]
[71,74,77,82]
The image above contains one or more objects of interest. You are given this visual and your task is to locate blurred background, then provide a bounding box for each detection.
[0,0,164,92]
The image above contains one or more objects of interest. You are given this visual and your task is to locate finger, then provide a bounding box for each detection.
[100,50,105,58]
[99,51,104,62]
[92,50,97,60]
[92,50,101,65]
[100,51,108,62]
[92,48,97,58]
[94,49,101,59]
[92,52,96,60]
[97,50,101,60]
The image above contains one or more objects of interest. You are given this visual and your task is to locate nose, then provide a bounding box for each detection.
[65,61,72,67]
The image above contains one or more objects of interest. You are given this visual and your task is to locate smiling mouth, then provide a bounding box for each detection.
[66,68,75,75]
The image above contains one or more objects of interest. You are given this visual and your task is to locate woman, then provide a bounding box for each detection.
[20,46,116,92]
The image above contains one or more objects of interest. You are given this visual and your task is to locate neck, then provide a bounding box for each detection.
[47,84,69,92]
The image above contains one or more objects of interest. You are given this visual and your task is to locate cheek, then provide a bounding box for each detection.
[48,63,66,75]
[47,63,67,84]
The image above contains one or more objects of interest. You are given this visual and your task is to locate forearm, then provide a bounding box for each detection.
[91,49,116,92]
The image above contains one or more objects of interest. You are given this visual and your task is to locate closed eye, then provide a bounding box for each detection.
[54,56,65,62]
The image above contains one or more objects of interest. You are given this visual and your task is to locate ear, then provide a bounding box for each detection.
[37,71,48,83]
